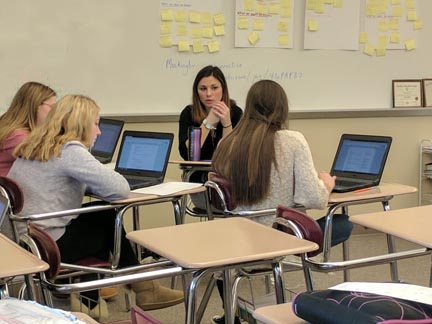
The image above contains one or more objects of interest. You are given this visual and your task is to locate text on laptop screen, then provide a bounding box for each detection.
[117,136,171,172]
[333,139,389,175]
[92,122,122,154]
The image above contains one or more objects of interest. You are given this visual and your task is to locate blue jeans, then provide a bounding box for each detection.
[316,214,353,247]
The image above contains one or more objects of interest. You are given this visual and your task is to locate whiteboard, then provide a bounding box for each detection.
[0,0,430,115]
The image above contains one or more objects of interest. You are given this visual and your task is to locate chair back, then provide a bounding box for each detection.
[27,222,61,280]
[273,206,323,257]
[207,172,237,211]
[0,176,24,214]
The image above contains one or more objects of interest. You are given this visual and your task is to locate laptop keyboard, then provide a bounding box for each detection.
[127,178,159,189]
[335,179,363,187]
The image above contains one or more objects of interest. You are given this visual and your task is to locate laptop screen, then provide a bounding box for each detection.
[116,131,173,176]
[91,118,124,156]
[331,134,392,178]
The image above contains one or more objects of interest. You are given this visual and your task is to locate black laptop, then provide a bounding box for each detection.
[330,134,392,193]
[91,118,124,164]
[115,131,174,190]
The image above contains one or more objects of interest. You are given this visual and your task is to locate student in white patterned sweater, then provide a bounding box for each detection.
[8,95,183,320]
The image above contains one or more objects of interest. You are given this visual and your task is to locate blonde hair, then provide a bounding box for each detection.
[15,94,100,161]
[0,82,56,147]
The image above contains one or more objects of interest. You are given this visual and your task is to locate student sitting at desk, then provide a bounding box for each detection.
[211,80,353,324]
[178,65,243,208]
[7,94,183,319]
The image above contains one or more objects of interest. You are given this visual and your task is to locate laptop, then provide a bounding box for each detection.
[330,134,392,193]
[115,131,174,190]
[91,118,124,164]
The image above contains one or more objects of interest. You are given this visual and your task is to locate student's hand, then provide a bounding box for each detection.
[319,171,336,193]
[211,101,231,127]
[206,108,220,125]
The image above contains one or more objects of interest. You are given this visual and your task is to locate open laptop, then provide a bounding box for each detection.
[91,118,124,164]
[330,134,392,193]
[115,131,174,190]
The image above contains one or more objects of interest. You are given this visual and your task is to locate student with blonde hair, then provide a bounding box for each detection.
[8,94,183,320]
[0,81,56,176]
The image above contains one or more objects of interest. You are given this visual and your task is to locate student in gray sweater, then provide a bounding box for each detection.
[8,94,183,320]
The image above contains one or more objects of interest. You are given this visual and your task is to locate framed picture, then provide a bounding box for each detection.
[423,79,432,107]
[392,79,423,108]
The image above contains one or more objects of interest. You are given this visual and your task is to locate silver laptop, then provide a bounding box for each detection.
[330,134,392,193]
[115,131,174,190]
[91,118,124,164]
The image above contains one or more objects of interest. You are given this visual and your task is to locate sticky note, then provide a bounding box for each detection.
[189,11,201,23]
[175,11,187,22]
[278,20,289,32]
[160,9,174,21]
[389,18,399,30]
[390,32,400,43]
[214,13,226,25]
[256,3,268,14]
[278,34,289,46]
[201,12,212,25]
[244,0,254,11]
[378,20,389,32]
[207,40,220,53]
[160,22,172,35]
[176,24,188,37]
[306,0,317,11]
[324,0,334,4]
[359,31,368,43]
[404,39,416,51]
[392,6,403,17]
[247,31,260,45]
[363,43,375,56]
[405,0,415,9]
[281,0,292,7]
[315,1,325,14]
[238,17,249,29]
[280,6,292,18]
[376,48,386,57]
[378,35,388,49]
[202,27,214,38]
[159,35,172,48]
[407,10,417,21]
[253,19,265,31]
[391,0,400,4]
[191,27,202,38]
[192,41,204,53]
[333,0,343,8]
[214,25,225,36]
[308,20,318,31]
[414,19,423,30]
[177,40,190,52]
[269,3,280,14]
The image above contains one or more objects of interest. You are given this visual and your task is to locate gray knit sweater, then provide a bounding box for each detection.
[8,141,130,240]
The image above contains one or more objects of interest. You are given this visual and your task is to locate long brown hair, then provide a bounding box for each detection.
[0,82,56,147]
[212,80,288,205]
[191,65,233,123]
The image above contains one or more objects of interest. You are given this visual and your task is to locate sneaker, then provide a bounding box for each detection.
[211,314,241,324]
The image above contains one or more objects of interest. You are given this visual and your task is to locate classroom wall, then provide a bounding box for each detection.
[124,115,426,231]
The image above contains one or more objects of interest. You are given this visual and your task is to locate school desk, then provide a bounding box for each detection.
[127,217,318,324]
[253,302,307,324]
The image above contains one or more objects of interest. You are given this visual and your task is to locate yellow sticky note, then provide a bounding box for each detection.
[244,0,254,11]
[324,0,334,4]
[202,27,214,38]
[280,6,292,18]
[238,18,249,29]
[390,32,400,43]
[407,10,417,21]
[247,31,260,45]
[392,6,403,17]
[176,24,188,37]
[281,0,292,7]
[378,35,388,49]
[315,1,325,14]
[160,9,174,21]
[189,11,201,23]
[253,19,265,31]
[269,3,280,14]
[159,35,172,48]
[308,19,318,31]
[359,31,368,43]
[160,22,172,35]
[191,27,202,38]
[177,40,190,52]
[192,40,204,53]
[378,20,389,32]
[207,40,220,53]
[376,48,386,57]
[278,34,289,46]
[256,3,268,14]
[391,0,400,4]
[333,0,343,8]
[175,11,187,22]
[214,13,226,25]
[363,43,375,56]
[201,12,212,25]
[306,0,317,11]
[414,19,423,30]
[389,18,399,30]
[214,25,225,36]
[405,0,415,9]
[405,39,416,51]
[278,20,289,32]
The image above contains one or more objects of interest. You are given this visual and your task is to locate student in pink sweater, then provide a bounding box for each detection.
[0,82,56,176]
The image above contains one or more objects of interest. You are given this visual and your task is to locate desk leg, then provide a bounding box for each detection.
[382,201,399,282]
[172,198,183,225]
[222,269,235,324]
[185,269,207,324]
[272,261,286,304]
